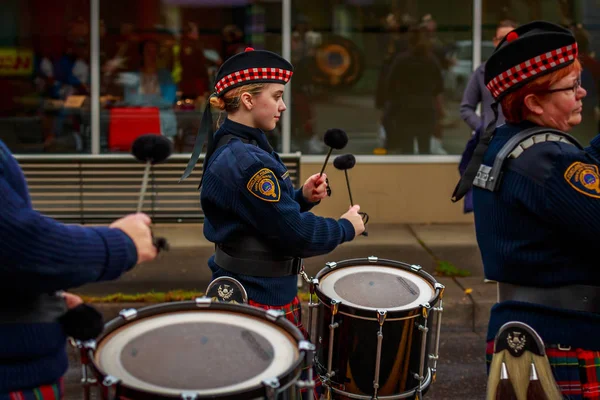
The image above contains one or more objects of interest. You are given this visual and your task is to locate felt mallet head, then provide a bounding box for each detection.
[131,134,173,164]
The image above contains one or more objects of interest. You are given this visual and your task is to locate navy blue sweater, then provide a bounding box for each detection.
[201,119,355,305]
[0,139,137,392]
[473,121,600,350]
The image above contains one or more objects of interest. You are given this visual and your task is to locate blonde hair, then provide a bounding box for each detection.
[209,83,267,113]
[487,349,563,400]
[209,83,267,126]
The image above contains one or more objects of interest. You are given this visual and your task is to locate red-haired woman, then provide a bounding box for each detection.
[453,21,600,399]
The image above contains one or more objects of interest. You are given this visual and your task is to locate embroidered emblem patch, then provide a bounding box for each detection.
[564,162,600,198]
[247,168,280,202]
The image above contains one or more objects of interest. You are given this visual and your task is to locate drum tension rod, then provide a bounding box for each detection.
[297,340,317,390]
[430,283,445,383]
[414,303,431,400]
[70,339,97,400]
[326,299,341,381]
[373,310,387,399]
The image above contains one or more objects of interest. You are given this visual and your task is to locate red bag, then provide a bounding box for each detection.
[108,107,161,151]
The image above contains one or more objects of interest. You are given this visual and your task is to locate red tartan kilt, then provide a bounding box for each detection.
[487,340,600,399]
[248,297,322,400]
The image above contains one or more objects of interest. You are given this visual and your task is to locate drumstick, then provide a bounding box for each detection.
[131,135,173,252]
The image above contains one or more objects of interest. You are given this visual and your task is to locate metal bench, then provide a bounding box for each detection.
[15,153,302,224]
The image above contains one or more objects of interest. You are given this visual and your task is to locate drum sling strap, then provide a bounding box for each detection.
[210,134,302,278]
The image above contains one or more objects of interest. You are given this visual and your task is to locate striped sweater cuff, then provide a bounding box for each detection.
[338,218,356,243]
[90,227,138,281]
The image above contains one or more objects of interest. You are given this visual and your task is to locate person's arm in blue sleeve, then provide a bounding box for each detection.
[460,66,483,131]
[236,165,355,258]
[542,144,600,238]
[294,187,319,212]
[0,175,138,293]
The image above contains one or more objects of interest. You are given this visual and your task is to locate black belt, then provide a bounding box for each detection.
[0,292,67,323]
[215,245,302,278]
[498,282,600,314]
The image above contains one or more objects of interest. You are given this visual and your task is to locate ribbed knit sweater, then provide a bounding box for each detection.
[0,139,138,392]
[473,121,600,350]
[201,119,355,305]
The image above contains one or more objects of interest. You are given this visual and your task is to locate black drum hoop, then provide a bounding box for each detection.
[86,300,307,399]
[314,257,442,320]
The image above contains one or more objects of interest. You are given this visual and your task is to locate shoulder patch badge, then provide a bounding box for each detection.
[247,168,281,202]
[564,162,600,198]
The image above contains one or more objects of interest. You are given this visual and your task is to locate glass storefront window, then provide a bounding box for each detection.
[290,0,473,155]
[99,0,284,154]
[0,0,91,154]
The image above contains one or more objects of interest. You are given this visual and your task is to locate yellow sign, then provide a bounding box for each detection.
[0,48,34,76]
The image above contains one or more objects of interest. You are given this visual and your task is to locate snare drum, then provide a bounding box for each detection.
[308,257,444,399]
[74,299,315,399]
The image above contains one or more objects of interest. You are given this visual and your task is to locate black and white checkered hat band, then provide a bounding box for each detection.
[486,43,578,99]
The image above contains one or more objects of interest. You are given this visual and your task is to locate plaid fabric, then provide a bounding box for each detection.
[215,67,293,95]
[486,340,600,399]
[486,43,578,98]
[1,379,63,400]
[249,297,321,400]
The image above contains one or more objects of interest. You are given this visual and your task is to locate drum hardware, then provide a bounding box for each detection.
[102,375,119,400]
[414,303,431,400]
[327,299,341,380]
[195,297,212,307]
[266,308,285,321]
[119,308,137,321]
[296,340,317,390]
[77,300,312,399]
[70,339,97,400]
[373,310,388,398]
[262,377,281,400]
[429,283,445,383]
[312,257,444,399]
[307,277,319,341]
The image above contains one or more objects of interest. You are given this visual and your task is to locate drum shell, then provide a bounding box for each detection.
[312,257,441,398]
[314,303,433,398]
[86,301,308,400]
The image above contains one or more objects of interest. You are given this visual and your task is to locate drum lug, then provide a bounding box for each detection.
[195,297,212,307]
[180,392,199,400]
[266,309,285,322]
[330,299,340,316]
[411,264,423,272]
[119,308,138,321]
[420,303,431,319]
[262,377,281,400]
[102,376,119,400]
[325,261,337,269]
[367,256,378,263]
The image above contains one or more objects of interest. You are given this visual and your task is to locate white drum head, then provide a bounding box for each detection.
[95,310,299,395]
[318,265,434,311]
